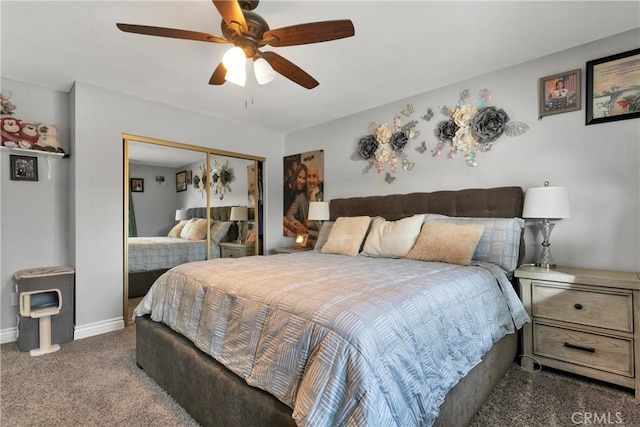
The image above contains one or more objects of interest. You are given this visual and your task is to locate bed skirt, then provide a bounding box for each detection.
[136,315,517,427]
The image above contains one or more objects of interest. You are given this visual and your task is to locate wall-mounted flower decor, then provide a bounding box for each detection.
[211,160,234,200]
[351,108,419,183]
[432,89,528,166]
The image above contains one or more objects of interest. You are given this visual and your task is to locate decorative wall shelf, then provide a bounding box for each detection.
[0,146,65,159]
[1,146,65,181]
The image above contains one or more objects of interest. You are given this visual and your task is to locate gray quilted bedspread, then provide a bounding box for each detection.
[134,252,529,427]
[128,237,220,272]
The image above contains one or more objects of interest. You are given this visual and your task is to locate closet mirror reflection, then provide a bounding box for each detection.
[124,135,263,325]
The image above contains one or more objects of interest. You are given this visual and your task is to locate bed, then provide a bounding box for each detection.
[134,186,528,426]
[128,206,239,298]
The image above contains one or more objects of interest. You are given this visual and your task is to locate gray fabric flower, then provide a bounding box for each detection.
[435,120,459,141]
[357,135,379,160]
[390,131,409,151]
[471,107,510,143]
[220,170,231,185]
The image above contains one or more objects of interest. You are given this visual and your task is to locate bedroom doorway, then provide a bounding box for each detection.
[123,134,264,326]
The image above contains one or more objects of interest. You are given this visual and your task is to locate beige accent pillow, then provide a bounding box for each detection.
[185,218,209,240]
[406,222,484,265]
[320,216,371,256]
[168,220,188,238]
[361,215,425,258]
[179,218,197,239]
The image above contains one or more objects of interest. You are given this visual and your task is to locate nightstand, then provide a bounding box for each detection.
[219,242,256,258]
[515,265,640,398]
[273,246,313,254]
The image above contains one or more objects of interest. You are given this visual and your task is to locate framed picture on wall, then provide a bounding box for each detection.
[586,48,640,125]
[538,69,581,118]
[9,155,38,181]
[176,170,187,192]
[130,178,144,192]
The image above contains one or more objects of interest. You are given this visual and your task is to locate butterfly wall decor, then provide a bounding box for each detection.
[401,104,414,117]
[415,141,427,154]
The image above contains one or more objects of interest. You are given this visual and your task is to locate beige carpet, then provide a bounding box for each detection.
[2,326,639,426]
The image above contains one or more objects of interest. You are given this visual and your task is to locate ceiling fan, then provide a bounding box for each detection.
[116,0,355,89]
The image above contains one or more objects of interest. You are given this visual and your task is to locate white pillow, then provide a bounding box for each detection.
[361,215,425,258]
[320,216,371,256]
[179,218,197,239]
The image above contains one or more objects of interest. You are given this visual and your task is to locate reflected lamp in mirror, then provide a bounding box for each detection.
[175,209,189,221]
[522,181,570,269]
[230,206,248,243]
[308,201,330,228]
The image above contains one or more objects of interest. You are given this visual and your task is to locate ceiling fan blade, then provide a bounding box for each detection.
[209,62,227,85]
[262,20,354,47]
[261,51,319,89]
[212,0,247,34]
[116,23,228,44]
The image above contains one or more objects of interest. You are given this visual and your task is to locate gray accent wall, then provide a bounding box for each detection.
[1,28,639,339]
[285,29,640,272]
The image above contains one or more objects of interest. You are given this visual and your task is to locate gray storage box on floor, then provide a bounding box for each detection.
[15,266,75,352]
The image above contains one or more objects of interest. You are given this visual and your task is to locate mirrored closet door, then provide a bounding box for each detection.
[123,134,263,325]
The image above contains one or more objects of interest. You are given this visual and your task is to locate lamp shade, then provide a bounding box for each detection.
[230,206,248,221]
[254,57,276,85]
[522,186,570,219]
[308,201,330,221]
[175,209,189,221]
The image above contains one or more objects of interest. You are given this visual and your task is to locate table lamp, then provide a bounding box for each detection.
[522,181,570,269]
[308,201,330,228]
[175,209,189,221]
[230,206,248,244]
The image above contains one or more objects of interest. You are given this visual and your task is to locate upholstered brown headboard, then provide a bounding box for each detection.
[329,187,523,221]
[187,206,256,221]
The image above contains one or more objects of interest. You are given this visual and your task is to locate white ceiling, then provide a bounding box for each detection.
[2,1,639,136]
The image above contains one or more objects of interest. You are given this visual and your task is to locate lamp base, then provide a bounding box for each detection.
[535,262,557,270]
[535,219,558,269]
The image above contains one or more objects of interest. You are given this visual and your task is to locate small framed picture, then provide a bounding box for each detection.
[245,230,256,244]
[10,155,38,181]
[586,48,640,125]
[130,178,144,192]
[176,171,187,192]
[538,69,581,118]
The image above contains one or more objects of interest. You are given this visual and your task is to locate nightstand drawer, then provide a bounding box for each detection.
[220,244,255,258]
[534,323,633,377]
[532,282,632,332]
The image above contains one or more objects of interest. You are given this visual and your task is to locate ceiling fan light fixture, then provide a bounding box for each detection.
[222,46,246,70]
[225,66,246,87]
[254,57,276,85]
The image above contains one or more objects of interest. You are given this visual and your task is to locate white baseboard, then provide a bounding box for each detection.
[1,317,124,345]
[74,317,124,340]
[1,327,18,344]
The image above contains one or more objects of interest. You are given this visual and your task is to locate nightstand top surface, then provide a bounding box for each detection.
[220,242,254,248]
[515,264,640,289]
[274,246,313,254]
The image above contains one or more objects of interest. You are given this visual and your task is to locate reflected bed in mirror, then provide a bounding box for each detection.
[124,134,264,325]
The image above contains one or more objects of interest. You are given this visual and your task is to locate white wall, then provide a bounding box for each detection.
[0,79,71,339]
[285,29,640,272]
[70,81,285,335]
[129,164,177,237]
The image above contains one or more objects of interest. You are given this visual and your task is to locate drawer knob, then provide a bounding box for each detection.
[574,303,583,310]
[564,342,595,353]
